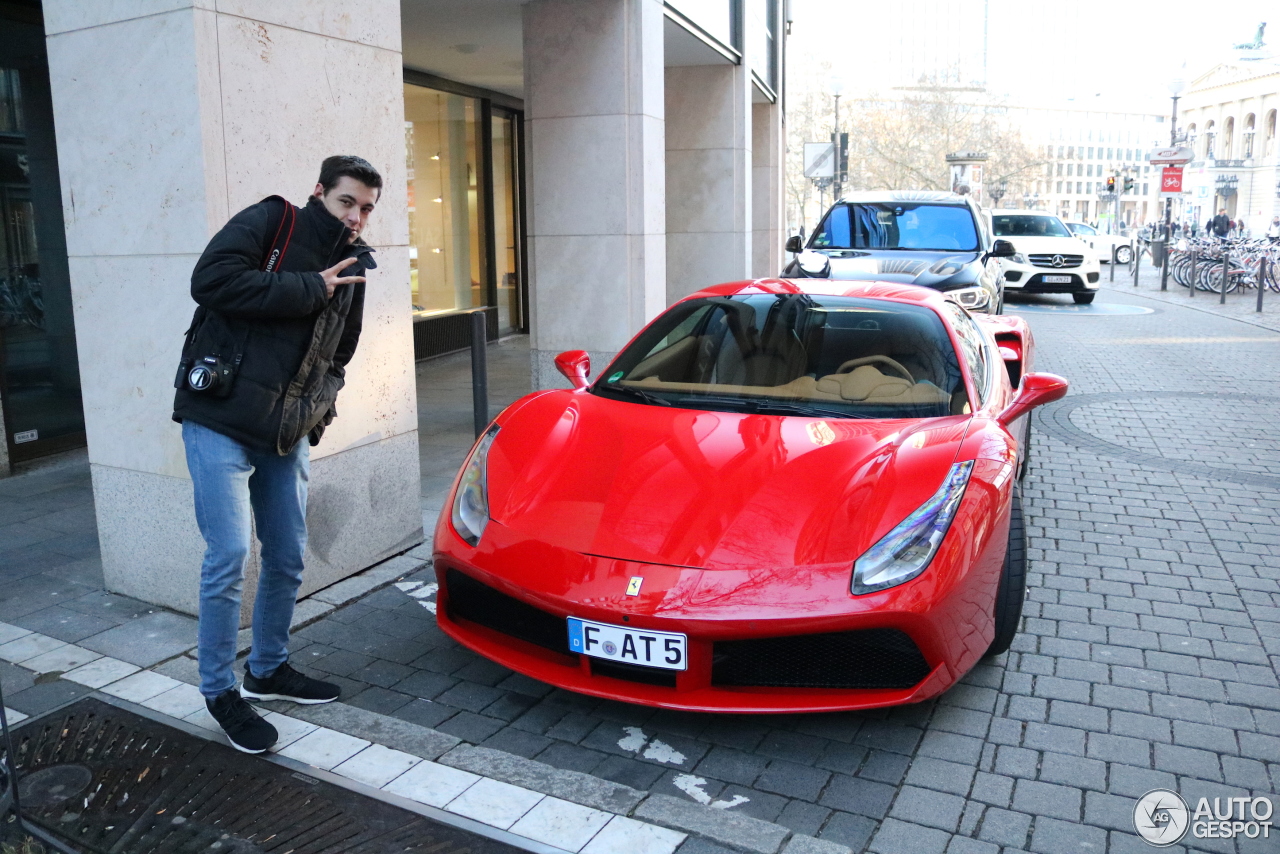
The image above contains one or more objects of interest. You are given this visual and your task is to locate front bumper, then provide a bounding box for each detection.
[1002,262,1099,293]
[432,510,1002,713]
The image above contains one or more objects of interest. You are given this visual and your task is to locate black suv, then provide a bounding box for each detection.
[782,191,1014,313]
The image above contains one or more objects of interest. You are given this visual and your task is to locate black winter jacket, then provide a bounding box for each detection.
[172,196,375,455]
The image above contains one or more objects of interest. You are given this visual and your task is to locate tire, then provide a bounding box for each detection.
[1114,245,1133,265]
[1072,292,1095,305]
[986,485,1027,658]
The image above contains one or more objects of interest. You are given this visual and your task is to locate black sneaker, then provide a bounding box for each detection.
[241,661,340,705]
[206,689,277,754]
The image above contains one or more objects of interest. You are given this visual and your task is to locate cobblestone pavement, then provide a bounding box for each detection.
[3,286,1280,853]
[273,285,1280,853]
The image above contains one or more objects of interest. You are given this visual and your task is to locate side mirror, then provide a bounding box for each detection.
[554,350,591,389]
[785,235,804,253]
[997,372,1068,426]
[990,239,1016,258]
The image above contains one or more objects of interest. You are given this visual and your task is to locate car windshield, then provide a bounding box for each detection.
[809,203,979,251]
[992,214,1073,238]
[1068,223,1095,235]
[592,294,968,419]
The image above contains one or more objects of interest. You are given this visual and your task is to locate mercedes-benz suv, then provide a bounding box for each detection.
[781,191,1012,313]
[990,210,1101,304]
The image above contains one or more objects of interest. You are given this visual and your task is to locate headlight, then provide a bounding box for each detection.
[451,424,500,546]
[851,461,974,595]
[1011,253,1029,265]
[949,287,990,311]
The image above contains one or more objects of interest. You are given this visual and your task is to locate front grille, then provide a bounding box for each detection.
[1029,254,1083,268]
[711,628,931,689]
[590,659,678,687]
[445,568,569,654]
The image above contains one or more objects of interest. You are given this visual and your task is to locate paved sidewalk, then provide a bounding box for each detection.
[1098,256,1280,334]
[4,292,1280,853]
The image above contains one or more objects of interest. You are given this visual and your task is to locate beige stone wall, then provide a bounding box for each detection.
[44,0,421,618]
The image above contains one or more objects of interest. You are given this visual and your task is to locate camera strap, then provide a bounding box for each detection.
[261,197,298,272]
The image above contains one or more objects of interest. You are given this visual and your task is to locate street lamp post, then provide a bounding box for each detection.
[989,179,1008,207]
[832,78,844,202]
[1160,74,1187,291]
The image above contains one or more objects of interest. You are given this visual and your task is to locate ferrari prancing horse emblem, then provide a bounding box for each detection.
[626,577,643,596]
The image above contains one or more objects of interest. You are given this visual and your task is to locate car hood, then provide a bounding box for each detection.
[998,236,1092,255]
[817,249,983,289]
[484,390,970,570]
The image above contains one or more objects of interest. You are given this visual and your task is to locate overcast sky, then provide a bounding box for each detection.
[788,0,1275,111]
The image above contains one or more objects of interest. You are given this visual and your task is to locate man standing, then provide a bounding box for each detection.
[173,156,381,753]
[1267,216,1280,241]
[1211,208,1231,239]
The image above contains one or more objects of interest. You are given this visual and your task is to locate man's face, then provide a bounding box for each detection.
[313,176,379,243]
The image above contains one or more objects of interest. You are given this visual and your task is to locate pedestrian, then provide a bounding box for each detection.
[1211,208,1230,239]
[173,155,382,754]
[1267,216,1280,241]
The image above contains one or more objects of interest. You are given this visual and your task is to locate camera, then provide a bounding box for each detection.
[185,355,230,393]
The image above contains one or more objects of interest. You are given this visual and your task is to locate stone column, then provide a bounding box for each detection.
[665,63,752,303]
[524,0,666,389]
[752,101,785,278]
[44,1,421,619]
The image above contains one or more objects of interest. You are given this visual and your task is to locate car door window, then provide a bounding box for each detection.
[941,302,990,406]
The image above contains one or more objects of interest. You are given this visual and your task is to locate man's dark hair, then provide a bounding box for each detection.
[318,155,383,195]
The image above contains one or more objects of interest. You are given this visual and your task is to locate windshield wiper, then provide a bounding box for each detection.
[597,382,672,406]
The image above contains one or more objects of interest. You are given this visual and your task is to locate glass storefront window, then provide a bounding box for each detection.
[405,85,486,318]
[491,112,521,335]
[668,0,735,49]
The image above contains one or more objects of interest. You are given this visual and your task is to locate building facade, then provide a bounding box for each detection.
[1176,55,1279,234]
[0,0,787,617]
[1009,105,1167,229]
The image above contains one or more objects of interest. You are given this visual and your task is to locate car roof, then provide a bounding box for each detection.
[683,278,956,309]
[834,190,969,206]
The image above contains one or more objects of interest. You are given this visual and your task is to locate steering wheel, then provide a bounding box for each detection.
[835,356,914,382]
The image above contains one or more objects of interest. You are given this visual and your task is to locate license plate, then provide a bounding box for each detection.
[1042,275,1072,283]
[567,618,687,671]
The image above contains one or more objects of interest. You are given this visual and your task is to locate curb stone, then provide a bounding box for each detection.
[636,794,791,854]
[439,744,645,814]
[277,700,461,761]
[781,836,853,854]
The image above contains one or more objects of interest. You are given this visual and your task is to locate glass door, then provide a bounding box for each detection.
[490,110,523,335]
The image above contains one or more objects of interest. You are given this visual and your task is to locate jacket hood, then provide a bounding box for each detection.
[484,390,970,570]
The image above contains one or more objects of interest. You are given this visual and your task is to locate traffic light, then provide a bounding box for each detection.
[1123,177,1135,193]
[1106,177,1116,193]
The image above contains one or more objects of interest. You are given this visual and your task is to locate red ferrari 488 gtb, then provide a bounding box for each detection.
[433,279,1066,713]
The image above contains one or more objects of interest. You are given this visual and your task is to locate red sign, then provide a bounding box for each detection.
[1161,167,1184,193]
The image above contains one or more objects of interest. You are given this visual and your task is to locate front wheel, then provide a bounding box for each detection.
[1114,245,1133,265]
[1073,292,1096,305]
[986,486,1027,658]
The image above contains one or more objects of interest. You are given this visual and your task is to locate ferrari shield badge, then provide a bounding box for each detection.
[806,421,836,446]
[626,576,643,596]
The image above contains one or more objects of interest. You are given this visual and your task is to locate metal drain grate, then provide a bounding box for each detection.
[3,698,526,853]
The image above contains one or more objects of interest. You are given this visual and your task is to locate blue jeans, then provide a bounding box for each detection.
[183,420,309,699]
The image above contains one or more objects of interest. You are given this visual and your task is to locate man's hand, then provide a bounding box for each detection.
[320,259,365,299]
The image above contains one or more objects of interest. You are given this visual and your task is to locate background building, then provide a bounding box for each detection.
[1176,53,1280,233]
[0,0,787,618]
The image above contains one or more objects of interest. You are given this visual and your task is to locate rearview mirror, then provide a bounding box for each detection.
[554,350,591,389]
[785,235,804,253]
[997,372,1068,426]
[990,239,1016,258]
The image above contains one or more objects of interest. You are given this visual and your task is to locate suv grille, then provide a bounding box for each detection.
[711,628,930,689]
[1029,254,1083,268]
[445,568,569,654]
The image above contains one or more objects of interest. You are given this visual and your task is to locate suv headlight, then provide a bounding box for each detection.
[851,461,974,595]
[451,424,500,546]
[949,287,990,311]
